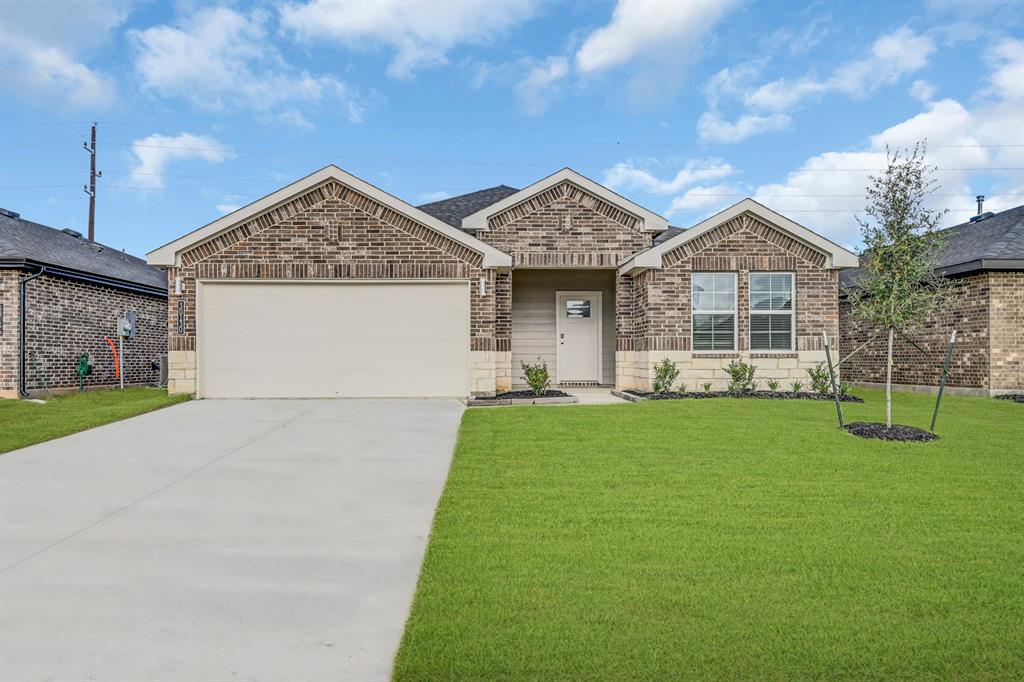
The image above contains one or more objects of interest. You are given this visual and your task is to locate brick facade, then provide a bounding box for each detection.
[159,174,853,397]
[616,213,839,392]
[166,179,499,394]
[839,271,1024,394]
[0,270,165,396]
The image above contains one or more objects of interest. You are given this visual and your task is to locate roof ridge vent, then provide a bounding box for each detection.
[62,227,84,238]
[969,211,995,223]
[0,207,20,219]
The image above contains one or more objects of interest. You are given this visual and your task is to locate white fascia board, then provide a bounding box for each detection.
[620,199,859,275]
[147,165,512,269]
[460,167,669,233]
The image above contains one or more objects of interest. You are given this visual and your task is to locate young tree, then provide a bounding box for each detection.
[849,142,952,427]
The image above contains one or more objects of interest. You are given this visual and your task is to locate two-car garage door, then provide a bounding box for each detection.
[198,282,469,398]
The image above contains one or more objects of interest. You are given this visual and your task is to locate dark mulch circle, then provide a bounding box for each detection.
[994,394,1024,404]
[628,390,864,403]
[845,422,937,442]
[472,389,571,401]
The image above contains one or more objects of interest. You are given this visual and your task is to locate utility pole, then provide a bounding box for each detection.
[83,122,101,241]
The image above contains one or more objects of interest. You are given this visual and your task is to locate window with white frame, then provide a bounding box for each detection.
[749,273,794,351]
[692,273,736,351]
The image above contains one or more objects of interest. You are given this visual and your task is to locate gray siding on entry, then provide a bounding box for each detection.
[511,269,616,387]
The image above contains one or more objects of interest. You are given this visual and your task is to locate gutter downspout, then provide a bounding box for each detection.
[18,266,46,398]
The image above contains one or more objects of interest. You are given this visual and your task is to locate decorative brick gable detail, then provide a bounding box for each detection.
[479,187,652,265]
[168,186,496,356]
[486,181,643,232]
[663,214,828,269]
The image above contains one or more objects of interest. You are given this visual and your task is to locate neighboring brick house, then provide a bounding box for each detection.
[839,204,1024,396]
[147,166,858,398]
[0,208,167,398]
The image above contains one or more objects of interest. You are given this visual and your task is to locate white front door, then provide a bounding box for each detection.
[555,291,601,383]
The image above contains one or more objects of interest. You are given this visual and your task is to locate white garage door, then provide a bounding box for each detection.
[198,282,469,398]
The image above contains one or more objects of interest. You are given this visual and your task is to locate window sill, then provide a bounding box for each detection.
[692,352,740,358]
[749,352,798,358]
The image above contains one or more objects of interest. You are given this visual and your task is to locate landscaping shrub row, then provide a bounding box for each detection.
[627,389,864,403]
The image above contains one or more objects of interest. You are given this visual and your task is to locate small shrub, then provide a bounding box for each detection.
[652,357,680,395]
[808,363,831,394]
[702,381,713,392]
[520,358,551,396]
[791,381,804,393]
[725,360,756,394]
[838,382,852,397]
[766,379,780,393]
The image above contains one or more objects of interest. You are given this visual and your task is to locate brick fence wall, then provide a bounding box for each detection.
[20,274,165,392]
[838,272,992,391]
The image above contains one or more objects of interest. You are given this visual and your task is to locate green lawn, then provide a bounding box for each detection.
[0,388,190,454]
[395,390,1024,680]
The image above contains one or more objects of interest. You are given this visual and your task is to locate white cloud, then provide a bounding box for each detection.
[615,38,1024,247]
[516,56,569,116]
[604,160,735,195]
[667,183,745,215]
[216,204,242,214]
[279,0,537,79]
[909,79,936,102]
[575,0,736,74]
[130,133,233,190]
[0,0,128,108]
[700,27,937,142]
[697,111,791,144]
[130,7,367,126]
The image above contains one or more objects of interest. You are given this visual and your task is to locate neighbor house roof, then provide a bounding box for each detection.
[147,165,513,269]
[0,208,166,293]
[839,204,1024,288]
[418,185,520,228]
[619,198,860,275]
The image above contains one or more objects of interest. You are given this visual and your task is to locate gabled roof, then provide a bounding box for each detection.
[460,168,669,233]
[618,198,860,275]
[147,165,513,269]
[0,209,166,292]
[418,185,519,228]
[840,204,1024,287]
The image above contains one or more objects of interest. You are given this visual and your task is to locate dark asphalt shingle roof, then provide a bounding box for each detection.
[653,227,686,245]
[0,209,166,291]
[840,204,1024,288]
[417,185,520,228]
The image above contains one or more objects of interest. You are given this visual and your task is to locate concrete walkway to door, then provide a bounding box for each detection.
[0,398,463,682]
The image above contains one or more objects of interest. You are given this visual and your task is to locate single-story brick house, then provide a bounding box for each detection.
[839,204,1024,396]
[0,208,167,398]
[147,166,858,398]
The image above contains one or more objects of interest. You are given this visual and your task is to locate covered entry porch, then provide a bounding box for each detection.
[509,269,617,390]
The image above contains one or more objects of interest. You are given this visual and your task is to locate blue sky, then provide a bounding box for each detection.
[1,0,1022,258]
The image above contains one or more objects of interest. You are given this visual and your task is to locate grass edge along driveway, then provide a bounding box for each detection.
[0,388,190,454]
[395,389,1024,680]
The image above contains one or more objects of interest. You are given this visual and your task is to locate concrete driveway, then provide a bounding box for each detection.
[0,398,464,682]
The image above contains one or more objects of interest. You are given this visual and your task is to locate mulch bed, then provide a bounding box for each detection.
[994,394,1024,404]
[472,389,571,401]
[627,390,864,403]
[845,421,937,442]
